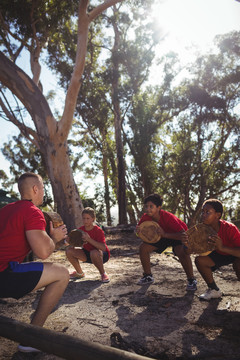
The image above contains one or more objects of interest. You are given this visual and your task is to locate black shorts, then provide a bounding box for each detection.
[82,248,110,264]
[0,261,43,300]
[150,237,182,255]
[208,251,237,271]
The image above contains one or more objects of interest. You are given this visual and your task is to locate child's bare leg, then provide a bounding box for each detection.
[90,249,104,274]
[31,262,69,327]
[233,258,240,280]
[66,247,86,274]
[174,245,194,279]
[195,255,215,284]
[139,242,155,274]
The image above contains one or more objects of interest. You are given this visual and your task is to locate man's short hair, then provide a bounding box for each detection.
[144,194,163,207]
[203,198,223,217]
[18,172,42,194]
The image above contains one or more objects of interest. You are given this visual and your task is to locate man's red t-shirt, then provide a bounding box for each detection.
[138,209,188,233]
[0,200,46,271]
[217,219,240,255]
[79,225,110,258]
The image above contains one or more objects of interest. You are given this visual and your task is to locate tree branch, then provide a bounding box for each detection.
[0,93,40,148]
[88,0,124,22]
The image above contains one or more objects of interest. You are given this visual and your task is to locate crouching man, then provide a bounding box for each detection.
[0,173,69,352]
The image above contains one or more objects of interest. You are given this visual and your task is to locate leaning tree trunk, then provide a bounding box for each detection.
[0,51,83,229]
[0,0,124,229]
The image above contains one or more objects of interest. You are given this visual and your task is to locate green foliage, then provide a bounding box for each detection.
[0,189,18,208]
[153,32,240,224]
[0,0,79,59]
[1,1,239,226]
[1,134,53,206]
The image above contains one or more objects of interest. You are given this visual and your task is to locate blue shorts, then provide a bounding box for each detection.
[208,251,237,271]
[0,261,43,300]
[150,237,182,255]
[82,248,110,264]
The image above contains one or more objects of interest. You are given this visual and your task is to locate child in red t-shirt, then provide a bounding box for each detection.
[136,193,196,290]
[66,207,110,283]
[195,198,240,300]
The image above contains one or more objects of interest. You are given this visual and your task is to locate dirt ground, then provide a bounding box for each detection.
[0,231,240,360]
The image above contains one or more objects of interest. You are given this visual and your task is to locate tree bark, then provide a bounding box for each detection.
[0,51,83,229]
[111,9,128,225]
[0,0,124,228]
[102,134,112,225]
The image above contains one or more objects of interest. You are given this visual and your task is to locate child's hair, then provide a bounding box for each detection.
[144,193,163,207]
[82,207,96,219]
[202,199,223,217]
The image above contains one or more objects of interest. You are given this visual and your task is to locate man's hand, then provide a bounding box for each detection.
[49,221,68,244]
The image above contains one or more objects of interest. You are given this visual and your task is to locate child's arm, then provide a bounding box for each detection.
[162,230,188,246]
[208,235,240,257]
[82,232,106,251]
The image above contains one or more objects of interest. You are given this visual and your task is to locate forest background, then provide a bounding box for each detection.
[0,0,240,229]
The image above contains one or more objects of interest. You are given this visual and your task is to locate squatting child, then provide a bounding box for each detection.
[136,193,197,290]
[66,207,110,283]
[195,198,240,300]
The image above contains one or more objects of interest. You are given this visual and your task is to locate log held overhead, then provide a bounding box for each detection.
[0,315,151,360]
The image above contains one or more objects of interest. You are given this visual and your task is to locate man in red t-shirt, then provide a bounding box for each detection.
[136,193,196,291]
[195,198,240,301]
[0,173,69,353]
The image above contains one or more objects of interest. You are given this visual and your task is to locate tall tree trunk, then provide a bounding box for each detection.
[111,11,127,225]
[102,140,112,226]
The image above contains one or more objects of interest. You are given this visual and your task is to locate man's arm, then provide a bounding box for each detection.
[26,222,67,259]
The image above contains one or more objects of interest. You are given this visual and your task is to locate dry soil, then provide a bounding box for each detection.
[0,232,240,360]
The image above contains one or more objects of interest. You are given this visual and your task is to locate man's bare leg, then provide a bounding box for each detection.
[30,262,69,327]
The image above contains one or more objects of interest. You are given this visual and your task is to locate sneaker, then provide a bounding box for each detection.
[18,344,41,353]
[186,279,197,291]
[199,288,222,301]
[69,271,85,279]
[101,273,110,283]
[137,274,154,285]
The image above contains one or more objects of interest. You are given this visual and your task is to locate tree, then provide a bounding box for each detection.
[44,0,159,224]
[155,32,240,225]
[0,0,124,229]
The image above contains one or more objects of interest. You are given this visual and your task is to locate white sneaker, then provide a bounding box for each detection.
[199,288,222,301]
[18,344,41,353]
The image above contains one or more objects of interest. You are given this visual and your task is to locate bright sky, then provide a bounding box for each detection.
[0,0,240,178]
[149,0,240,83]
[157,0,239,50]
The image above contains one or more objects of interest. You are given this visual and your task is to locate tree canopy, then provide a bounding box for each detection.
[0,0,239,227]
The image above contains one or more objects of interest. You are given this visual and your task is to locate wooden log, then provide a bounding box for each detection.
[103,224,136,234]
[0,315,150,360]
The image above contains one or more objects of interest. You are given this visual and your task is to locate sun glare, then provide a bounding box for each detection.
[152,0,240,61]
